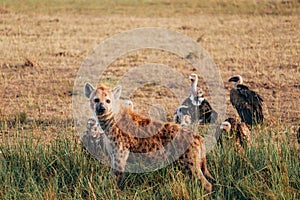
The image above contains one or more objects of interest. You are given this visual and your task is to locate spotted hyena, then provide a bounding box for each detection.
[84,83,214,193]
[82,100,134,163]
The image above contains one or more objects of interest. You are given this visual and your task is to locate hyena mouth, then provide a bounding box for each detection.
[96,104,106,115]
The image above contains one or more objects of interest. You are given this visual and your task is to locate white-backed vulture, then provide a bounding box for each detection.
[216,117,251,150]
[173,105,189,124]
[229,75,264,126]
[174,73,218,125]
[181,115,192,127]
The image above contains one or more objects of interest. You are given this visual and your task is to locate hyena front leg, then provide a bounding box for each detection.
[111,148,130,188]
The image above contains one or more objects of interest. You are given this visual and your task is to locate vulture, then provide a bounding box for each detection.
[174,73,218,125]
[216,117,251,150]
[173,105,192,127]
[174,105,189,124]
[229,75,264,126]
[121,99,134,111]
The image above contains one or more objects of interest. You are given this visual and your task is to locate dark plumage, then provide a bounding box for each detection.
[180,96,218,124]
[229,75,264,126]
[195,89,218,124]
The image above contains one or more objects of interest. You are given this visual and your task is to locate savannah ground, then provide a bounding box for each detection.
[0,0,299,199]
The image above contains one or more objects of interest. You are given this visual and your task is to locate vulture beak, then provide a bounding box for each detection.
[189,76,195,82]
[189,74,198,83]
[219,124,224,130]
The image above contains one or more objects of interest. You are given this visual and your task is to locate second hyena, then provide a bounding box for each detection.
[84,83,214,193]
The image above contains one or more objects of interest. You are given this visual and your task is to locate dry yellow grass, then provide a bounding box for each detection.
[0,1,299,145]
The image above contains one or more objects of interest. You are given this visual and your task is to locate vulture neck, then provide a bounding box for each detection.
[190,80,198,98]
[190,79,201,106]
[234,78,243,89]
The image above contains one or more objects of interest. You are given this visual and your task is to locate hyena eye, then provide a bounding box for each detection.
[106,99,111,104]
[94,98,100,103]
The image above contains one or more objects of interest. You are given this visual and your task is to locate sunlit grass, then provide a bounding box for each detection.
[0,0,299,199]
[0,122,298,199]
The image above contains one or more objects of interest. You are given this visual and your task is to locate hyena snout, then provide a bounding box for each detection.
[96,103,106,115]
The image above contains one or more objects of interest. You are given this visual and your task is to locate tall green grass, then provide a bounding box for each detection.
[209,127,299,199]
[0,127,299,199]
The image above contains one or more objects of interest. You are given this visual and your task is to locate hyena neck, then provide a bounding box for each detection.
[96,111,115,131]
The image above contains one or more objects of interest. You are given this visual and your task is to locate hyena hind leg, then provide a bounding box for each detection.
[192,162,212,194]
[201,158,215,183]
[180,151,212,194]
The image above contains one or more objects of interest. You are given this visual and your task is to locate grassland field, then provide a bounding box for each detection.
[0,0,299,199]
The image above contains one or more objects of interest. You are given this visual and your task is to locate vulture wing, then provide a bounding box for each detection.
[230,84,264,126]
[237,122,251,146]
[198,100,218,123]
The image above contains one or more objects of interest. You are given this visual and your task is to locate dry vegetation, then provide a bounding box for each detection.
[1,0,299,141]
[0,0,299,199]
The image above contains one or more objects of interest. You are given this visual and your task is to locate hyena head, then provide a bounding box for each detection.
[84,82,122,116]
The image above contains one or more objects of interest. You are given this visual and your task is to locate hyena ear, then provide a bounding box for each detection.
[112,85,122,100]
[84,82,95,98]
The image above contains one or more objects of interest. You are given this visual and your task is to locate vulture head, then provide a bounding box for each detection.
[122,99,134,111]
[220,121,231,133]
[181,115,191,127]
[229,75,243,84]
[189,73,198,84]
[197,89,204,98]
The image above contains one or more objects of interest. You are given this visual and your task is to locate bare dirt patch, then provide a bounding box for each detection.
[0,3,299,143]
